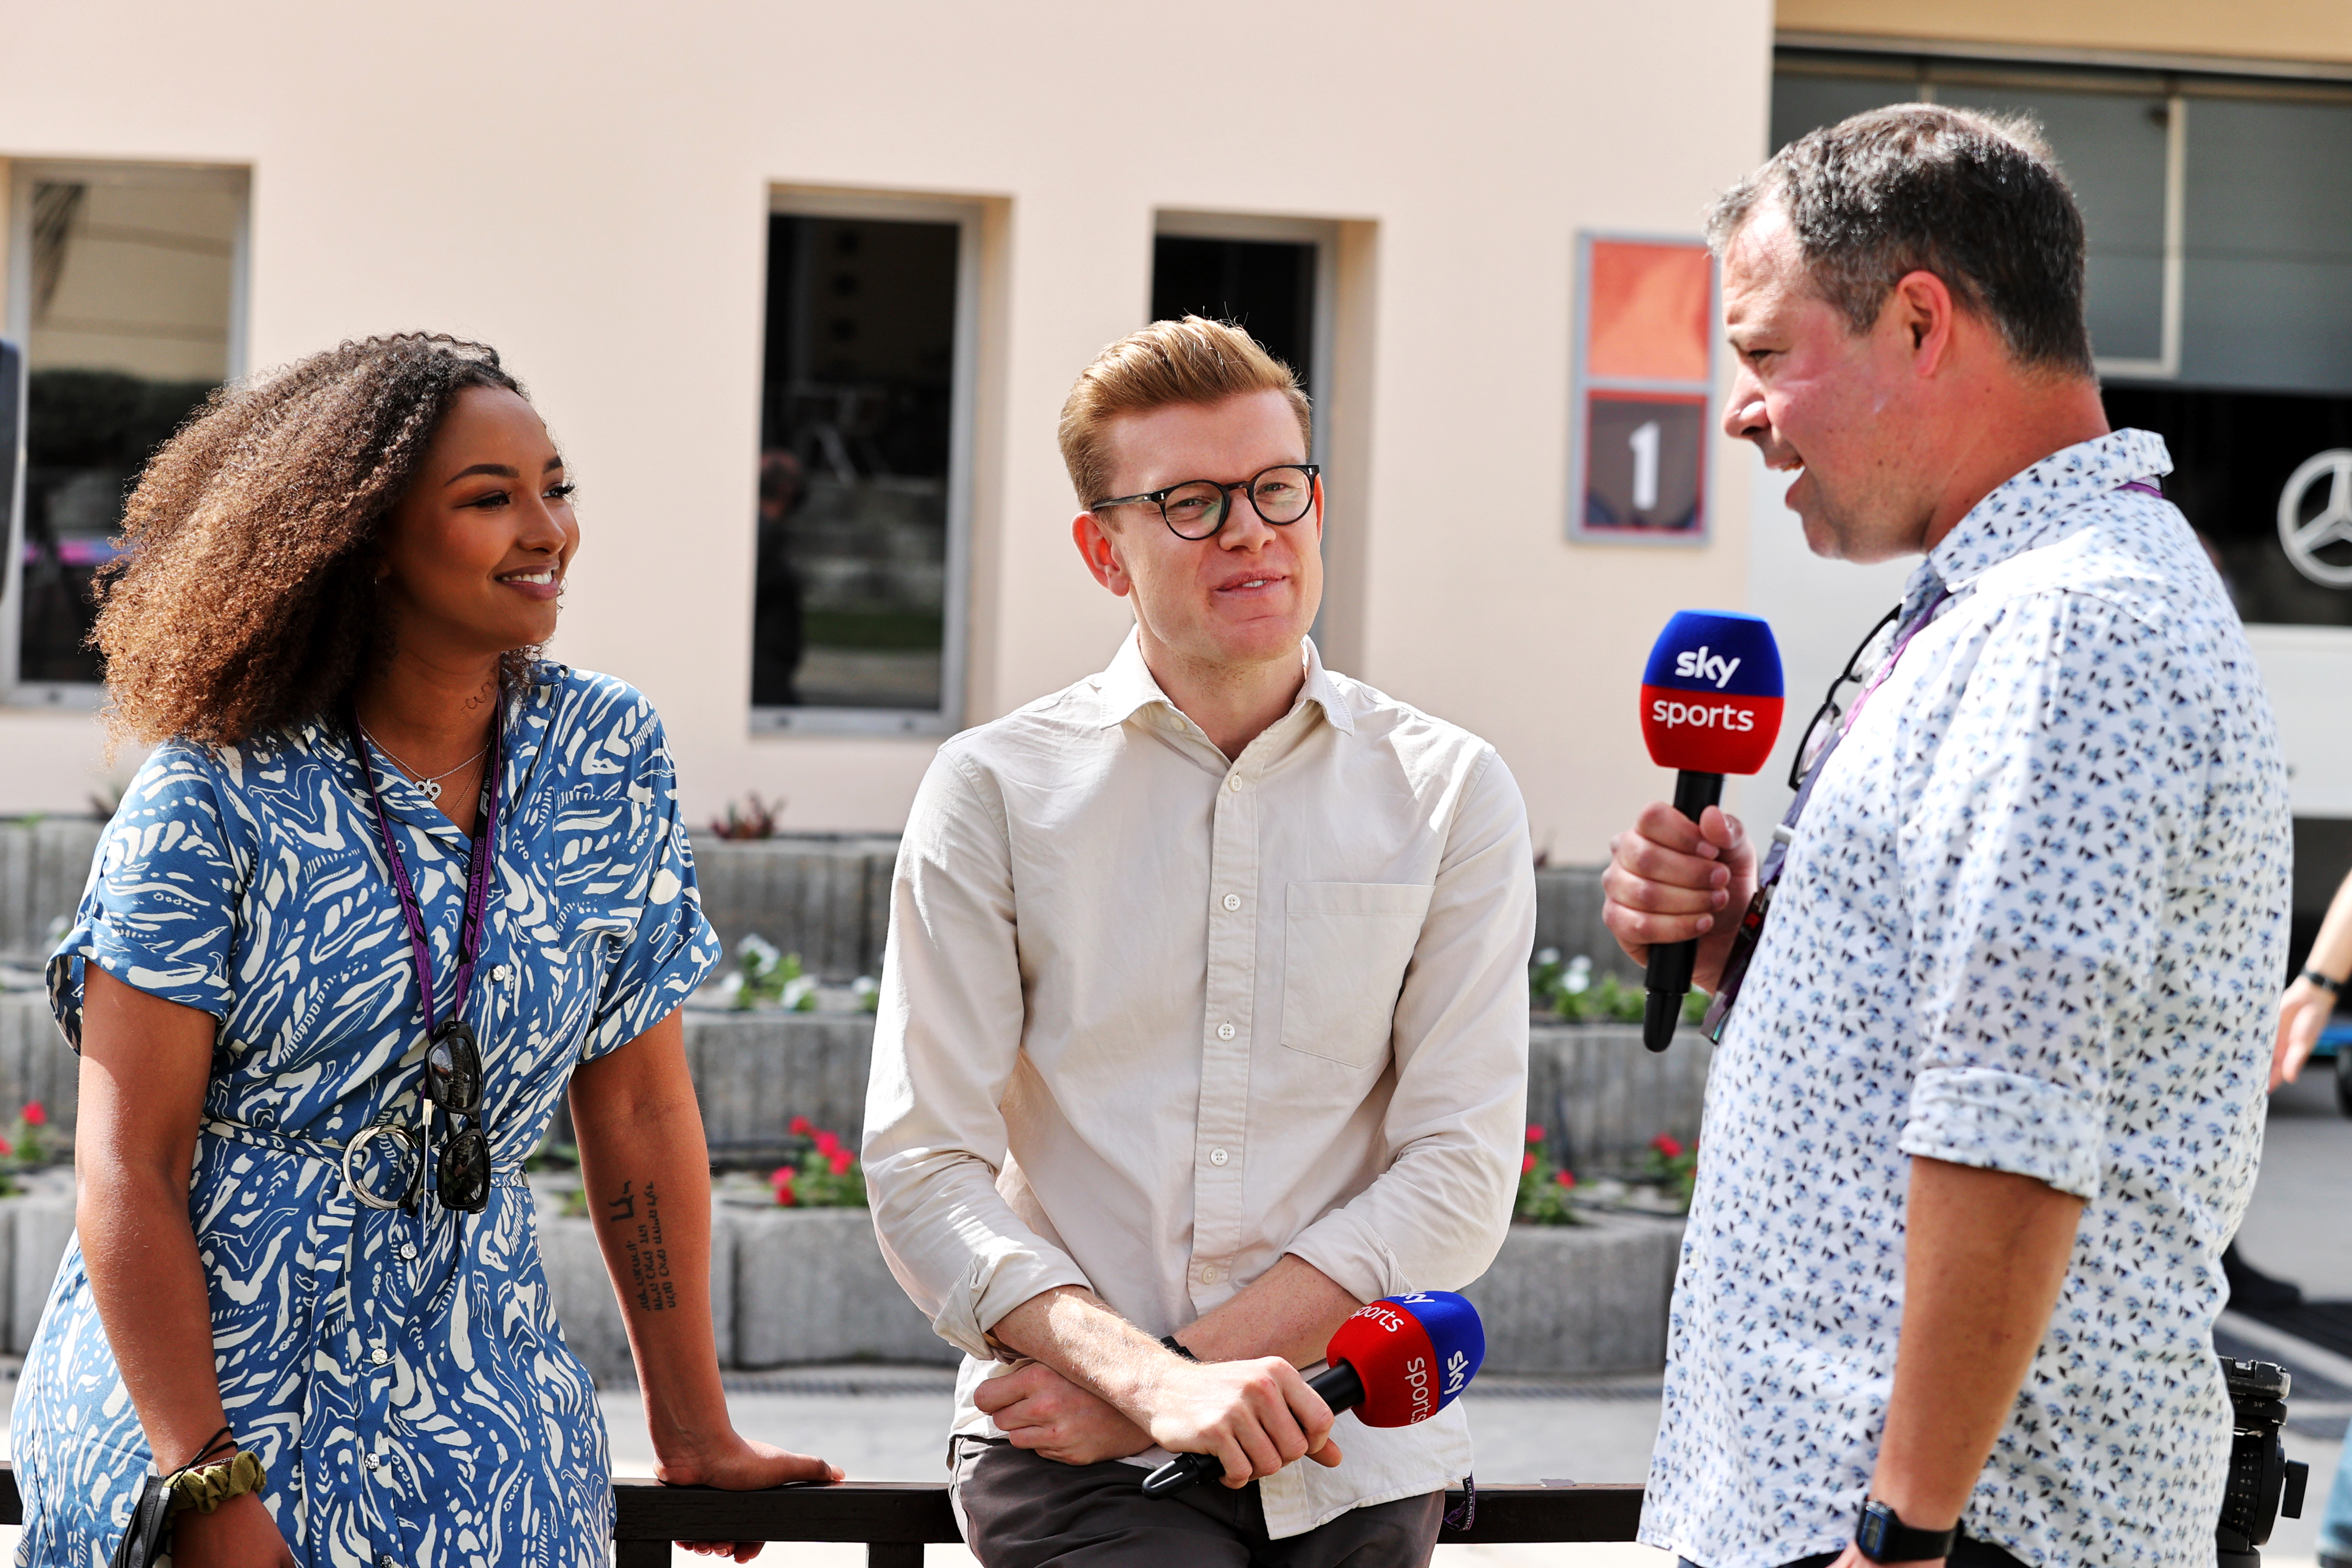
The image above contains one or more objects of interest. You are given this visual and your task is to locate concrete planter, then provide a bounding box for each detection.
[729,1205,951,1368]
[1463,1212,1684,1375]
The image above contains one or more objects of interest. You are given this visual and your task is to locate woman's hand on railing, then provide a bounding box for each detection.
[656,1432,843,1562]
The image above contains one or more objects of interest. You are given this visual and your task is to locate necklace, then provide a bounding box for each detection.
[356,722,491,804]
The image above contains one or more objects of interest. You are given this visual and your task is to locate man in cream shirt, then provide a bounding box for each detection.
[863,317,1534,1566]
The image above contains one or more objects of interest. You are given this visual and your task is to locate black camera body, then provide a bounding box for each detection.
[2218,1357,2309,1567]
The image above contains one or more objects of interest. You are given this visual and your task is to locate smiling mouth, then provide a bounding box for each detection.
[499,569,557,585]
[1218,574,1283,593]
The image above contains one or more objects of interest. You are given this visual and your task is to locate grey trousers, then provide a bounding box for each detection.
[949,1436,1445,1568]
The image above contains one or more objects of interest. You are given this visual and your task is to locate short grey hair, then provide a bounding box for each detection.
[1707,103,2095,377]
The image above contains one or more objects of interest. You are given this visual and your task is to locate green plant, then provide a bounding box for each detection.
[710,792,783,841]
[1513,1124,1580,1225]
[851,976,880,1014]
[1530,949,1707,1026]
[1641,1132,1700,1212]
[0,1102,57,1196]
[772,1117,866,1208]
[723,935,818,1012]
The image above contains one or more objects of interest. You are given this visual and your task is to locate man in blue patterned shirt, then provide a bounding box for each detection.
[1605,105,2292,1568]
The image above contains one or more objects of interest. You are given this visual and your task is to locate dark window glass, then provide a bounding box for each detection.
[1151,236,1316,396]
[2105,384,2352,628]
[755,213,958,712]
[17,174,236,686]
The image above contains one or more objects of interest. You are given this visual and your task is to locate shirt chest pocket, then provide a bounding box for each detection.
[1279,881,1433,1067]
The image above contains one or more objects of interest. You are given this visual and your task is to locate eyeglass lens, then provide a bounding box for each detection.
[1162,466,1316,539]
[426,1019,489,1211]
[427,1020,482,1113]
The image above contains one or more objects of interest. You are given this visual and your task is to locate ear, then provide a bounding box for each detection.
[1887,270,1958,377]
[1071,511,1132,597]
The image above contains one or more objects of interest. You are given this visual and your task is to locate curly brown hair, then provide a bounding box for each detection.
[92,333,540,749]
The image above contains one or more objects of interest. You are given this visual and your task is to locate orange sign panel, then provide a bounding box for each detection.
[1586,242,1714,384]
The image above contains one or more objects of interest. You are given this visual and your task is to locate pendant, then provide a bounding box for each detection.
[421,778,442,802]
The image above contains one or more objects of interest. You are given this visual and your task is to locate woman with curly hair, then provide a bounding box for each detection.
[17,334,834,1566]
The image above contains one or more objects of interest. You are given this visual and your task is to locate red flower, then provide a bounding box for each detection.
[21,1102,46,1127]
[1521,1152,1537,1174]
[1651,1133,1684,1160]
[1556,1170,1576,1188]
[788,1115,813,1136]
[828,1150,856,1176]
[813,1131,842,1157]
[0,1136,15,1158]
[1525,1124,1544,1144]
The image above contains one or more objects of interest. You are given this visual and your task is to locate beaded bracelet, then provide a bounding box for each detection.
[168,1450,267,1516]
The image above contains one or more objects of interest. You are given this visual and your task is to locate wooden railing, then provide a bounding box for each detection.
[0,1464,1644,1565]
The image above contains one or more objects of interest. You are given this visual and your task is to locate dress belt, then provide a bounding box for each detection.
[201,1115,526,1204]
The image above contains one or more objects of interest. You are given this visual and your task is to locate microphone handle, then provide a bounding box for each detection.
[1643,769,1725,1052]
[1140,1360,1366,1499]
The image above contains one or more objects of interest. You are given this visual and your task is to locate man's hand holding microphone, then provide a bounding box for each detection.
[1604,799,1756,994]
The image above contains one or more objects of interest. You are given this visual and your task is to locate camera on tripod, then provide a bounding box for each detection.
[2218,1357,2309,1568]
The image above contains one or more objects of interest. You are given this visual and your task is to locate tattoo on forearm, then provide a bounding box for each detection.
[605,1179,677,1313]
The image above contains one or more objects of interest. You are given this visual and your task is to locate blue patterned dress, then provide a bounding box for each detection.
[17,665,722,1568]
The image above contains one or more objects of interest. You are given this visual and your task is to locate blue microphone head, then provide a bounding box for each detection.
[1638,609,1785,775]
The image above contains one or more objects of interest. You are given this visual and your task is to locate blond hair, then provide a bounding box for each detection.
[1057,316,1312,507]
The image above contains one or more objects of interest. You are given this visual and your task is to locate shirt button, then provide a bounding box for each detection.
[364,1454,379,1470]
[1222,893,1241,912]
[400,1243,418,1261]
[491,964,510,983]
[1210,1148,1229,1167]
[1227,774,1243,792]
[1200,1265,1222,1284]
[371,1347,389,1365]
[1216,1022,1236,1041]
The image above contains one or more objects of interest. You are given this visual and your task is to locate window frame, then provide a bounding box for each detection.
[1775,49,2199,380]
[750,187,982,739]
[1152,210,1338,463]
[1566,229,1719,549]
[1,159,249,708]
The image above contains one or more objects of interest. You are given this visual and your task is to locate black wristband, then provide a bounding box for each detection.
[1856,1500,1957,1563]
[2305,967,2345,996]
[1159,1335,1200,1363]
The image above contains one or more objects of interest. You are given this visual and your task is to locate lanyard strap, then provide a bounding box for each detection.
[347,702,504,1038]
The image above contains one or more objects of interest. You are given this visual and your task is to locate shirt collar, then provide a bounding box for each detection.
[1093,630,1355,736]
[1912,427,2173,603]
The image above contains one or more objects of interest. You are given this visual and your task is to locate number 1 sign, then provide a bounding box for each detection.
[1568,235,1715,545]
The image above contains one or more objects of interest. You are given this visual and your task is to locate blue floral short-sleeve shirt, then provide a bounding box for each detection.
[17,664,720,1568]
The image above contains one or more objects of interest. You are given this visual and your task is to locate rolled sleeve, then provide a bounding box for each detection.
[1898,592,2174,1199]
[1900,1066,2105,1199]
[862,750,1091,1358]
[1285,748,1534,1297]
[48,744,245,1050]
[581,717,722,1059]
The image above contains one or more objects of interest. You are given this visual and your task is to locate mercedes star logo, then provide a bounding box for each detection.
[2278,449,2352,588]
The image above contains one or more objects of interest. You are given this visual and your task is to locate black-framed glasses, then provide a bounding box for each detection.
[426,1019,490,1213]
[1785,604,1902,792]
[1090,463,1320,540]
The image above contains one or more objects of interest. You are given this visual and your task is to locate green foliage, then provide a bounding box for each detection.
[709,793,781,841]
[1513,1124,1581,1226]
[851,976,880,1014]
[1530,949,1707,1026]
[723,935,817,1011]
[772,1118,866,1208]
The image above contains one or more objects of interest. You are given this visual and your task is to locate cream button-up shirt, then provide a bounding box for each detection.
[864,633,1534,1537]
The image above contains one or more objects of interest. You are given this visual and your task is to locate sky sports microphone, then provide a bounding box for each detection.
[1141,1291,1485,1499]
[1638,610,1784,1052]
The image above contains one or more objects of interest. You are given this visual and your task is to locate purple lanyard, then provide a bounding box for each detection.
[348,706,503,1039]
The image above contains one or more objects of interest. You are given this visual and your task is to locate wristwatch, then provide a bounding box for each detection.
[1855,1500,1957,1563]
[2304,967,2344,996]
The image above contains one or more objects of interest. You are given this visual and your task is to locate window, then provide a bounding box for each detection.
[3,162,245,701]
[753,193,977,733]
[1152,213,1336,457]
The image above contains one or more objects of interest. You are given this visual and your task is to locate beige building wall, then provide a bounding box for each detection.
[1778,0,2352,67]
[0,0,1778,862]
